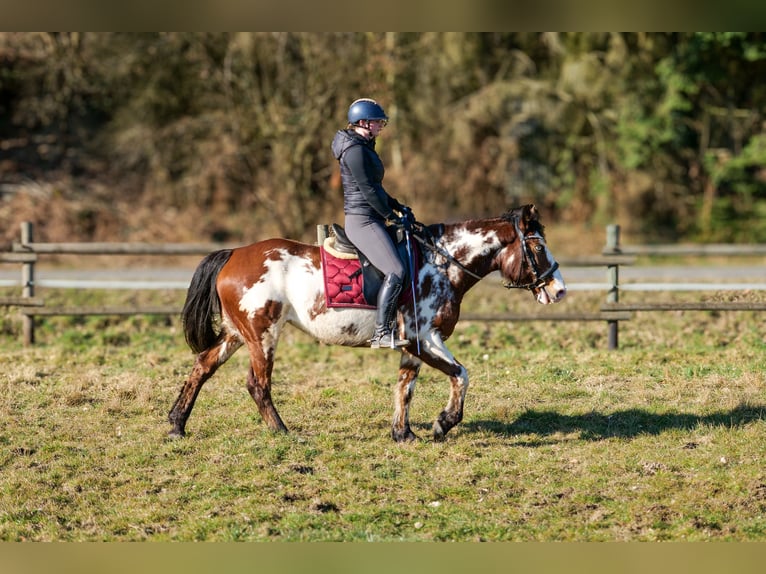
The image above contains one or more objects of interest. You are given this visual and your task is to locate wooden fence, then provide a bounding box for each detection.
[2,222,765,348]
[2,222,236,345]
[598,224,766,348]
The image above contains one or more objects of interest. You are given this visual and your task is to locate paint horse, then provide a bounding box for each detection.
[169,204,566,442]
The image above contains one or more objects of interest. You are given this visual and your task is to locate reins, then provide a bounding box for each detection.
[410,227,484,281]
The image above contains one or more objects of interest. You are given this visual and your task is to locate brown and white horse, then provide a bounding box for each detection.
[169,204,566,442]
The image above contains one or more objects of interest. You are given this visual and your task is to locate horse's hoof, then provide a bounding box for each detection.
[392,428,418,443]
[167,429,185,439]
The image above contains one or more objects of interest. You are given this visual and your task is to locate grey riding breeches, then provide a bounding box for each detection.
[344,213,404,279]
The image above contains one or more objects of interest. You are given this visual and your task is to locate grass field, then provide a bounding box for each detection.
[0,282,764,541]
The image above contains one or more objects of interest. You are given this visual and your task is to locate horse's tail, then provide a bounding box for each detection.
[182,249,233,354]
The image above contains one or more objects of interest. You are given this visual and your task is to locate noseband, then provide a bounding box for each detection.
[502,217,559,291]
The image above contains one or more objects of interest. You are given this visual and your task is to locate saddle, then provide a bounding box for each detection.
[320,223,417,309]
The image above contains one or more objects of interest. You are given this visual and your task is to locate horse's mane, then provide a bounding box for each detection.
[435,205,545,240]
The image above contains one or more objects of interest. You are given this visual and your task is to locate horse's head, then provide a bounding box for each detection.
[495,204,567,304]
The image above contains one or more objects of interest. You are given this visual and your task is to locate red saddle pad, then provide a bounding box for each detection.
[320,247,375,309]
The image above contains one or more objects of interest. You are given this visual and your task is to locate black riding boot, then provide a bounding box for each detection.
[369,273,410,349]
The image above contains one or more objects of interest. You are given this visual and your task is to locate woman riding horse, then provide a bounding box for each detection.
[331,98,414,349]
[170,203,567,442]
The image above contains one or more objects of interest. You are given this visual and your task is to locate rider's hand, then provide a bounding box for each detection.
[396,214,413,231]
[399,205,415,224]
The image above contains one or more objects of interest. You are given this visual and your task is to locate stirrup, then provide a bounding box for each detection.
[369,330,410,349]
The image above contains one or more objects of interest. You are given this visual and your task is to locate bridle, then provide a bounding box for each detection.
[502,216,559,291]
[409,217,558,291]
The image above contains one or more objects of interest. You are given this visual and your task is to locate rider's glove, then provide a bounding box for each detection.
[397,214,413,231]
[399,205,415,225]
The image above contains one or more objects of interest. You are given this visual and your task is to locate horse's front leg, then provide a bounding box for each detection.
[392,353,421,442]
[418,333,469,442]
[433,363,468,441]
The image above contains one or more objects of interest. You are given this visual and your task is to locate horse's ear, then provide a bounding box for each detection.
[522,204,539,223]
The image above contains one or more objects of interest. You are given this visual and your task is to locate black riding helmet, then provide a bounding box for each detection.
[347,98,388,125]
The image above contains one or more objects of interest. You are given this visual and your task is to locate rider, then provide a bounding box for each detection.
[331,98,414,349]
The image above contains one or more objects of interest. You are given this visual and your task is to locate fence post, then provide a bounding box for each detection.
[20,222,35,346]
[605,224,620,350]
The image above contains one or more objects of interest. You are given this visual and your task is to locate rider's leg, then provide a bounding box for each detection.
[369,272,410,349]
[344,214,409,350]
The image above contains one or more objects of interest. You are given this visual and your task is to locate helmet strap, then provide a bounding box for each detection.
[353,122,373,139]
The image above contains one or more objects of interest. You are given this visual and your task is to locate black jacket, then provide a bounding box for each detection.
[331,129,401,220]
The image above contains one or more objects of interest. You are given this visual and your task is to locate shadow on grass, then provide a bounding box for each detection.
[465,403,766,441]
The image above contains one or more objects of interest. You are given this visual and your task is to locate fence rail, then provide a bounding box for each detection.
[24,305,181,316]
[0,296,44,307]
[2,222,764,348]
[601,301,766,312]
[11,241,236,255]
[603,243,766,257]
[1,253,38,263]
[461,311,633,322]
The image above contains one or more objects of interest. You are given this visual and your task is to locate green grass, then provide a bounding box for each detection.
[0,283,765,541]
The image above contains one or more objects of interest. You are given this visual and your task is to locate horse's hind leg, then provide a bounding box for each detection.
[168,334,243,437]
[391,353,421,442]
[244,332,288,433]
[246,360,288,432]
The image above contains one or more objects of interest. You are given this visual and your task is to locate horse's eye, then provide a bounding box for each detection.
[534,245,544,253]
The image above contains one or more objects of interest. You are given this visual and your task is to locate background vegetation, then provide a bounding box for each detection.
[2,32,766,248]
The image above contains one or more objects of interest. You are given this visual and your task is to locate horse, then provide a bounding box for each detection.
[168,204,567,442]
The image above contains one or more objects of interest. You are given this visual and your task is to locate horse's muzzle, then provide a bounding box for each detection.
[536,274,567,305]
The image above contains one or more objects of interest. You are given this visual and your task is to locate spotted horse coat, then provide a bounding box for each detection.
[169,204,567,442]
